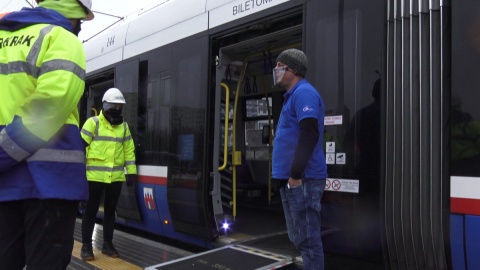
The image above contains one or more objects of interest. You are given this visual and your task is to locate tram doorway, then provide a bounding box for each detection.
[208,2,385,266]
[216,30,301,216]
[209,11,304,256]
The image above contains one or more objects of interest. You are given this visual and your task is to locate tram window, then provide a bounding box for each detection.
[220,123,233,148]
[178,134,194,161]
[451,1,480,176]
[221,102,234,119]
[246,97,271,117]
[245,120,270,160]
[140,74,171,164]
[244,97,272,160]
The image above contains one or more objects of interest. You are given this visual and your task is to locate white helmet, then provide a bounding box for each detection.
[35,0,94,21]
[102,88,126,104]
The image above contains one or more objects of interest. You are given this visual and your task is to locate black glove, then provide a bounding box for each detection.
[126,174,137,187]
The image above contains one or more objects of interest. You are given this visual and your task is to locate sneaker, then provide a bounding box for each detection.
[81,243,95,261]
[102,242,119,258]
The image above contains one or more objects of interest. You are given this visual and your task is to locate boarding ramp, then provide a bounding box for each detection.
[145,244,293,270]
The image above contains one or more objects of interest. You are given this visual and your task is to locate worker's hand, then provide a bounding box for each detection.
[126,174,137,187]
[287,177,302,188]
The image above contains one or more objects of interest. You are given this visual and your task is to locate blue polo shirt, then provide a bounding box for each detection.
[272,79,327,179]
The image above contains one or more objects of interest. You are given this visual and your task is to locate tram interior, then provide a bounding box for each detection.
[214,15,305,258]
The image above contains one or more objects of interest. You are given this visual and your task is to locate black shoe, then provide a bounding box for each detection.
[81,244,95,261]
[102,242,119,258]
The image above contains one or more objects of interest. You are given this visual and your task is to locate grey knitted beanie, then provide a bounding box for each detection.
[276,48,308,77]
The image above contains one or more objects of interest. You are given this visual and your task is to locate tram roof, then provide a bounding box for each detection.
[84,0,291,74]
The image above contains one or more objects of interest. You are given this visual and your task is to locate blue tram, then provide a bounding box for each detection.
[80,0,480,269]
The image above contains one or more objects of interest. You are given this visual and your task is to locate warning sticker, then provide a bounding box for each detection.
[325,178,359,193]
[336,153,346,164]
[326,153,335,164]
[326,141,335,153]
[324,115,343,126]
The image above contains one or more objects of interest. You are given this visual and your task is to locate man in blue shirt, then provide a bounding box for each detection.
[272,48,327,270]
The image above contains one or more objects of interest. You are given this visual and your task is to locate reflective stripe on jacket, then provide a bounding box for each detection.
[81,111,137,183]
[0,20,88,201]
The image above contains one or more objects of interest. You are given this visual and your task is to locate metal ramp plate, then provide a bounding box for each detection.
[145,244,293,270]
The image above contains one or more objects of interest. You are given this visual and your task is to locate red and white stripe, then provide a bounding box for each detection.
[451,176,480,215]
[138,165,168,186]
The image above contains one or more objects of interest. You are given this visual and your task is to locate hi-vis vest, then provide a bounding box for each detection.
[81,112,137,183]
[0,21,88,201]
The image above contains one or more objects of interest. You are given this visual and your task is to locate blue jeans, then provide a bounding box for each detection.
[280,178,326,270]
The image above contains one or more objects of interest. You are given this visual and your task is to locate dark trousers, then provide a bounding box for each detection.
[81,181,123,244]
[0,199,78,270]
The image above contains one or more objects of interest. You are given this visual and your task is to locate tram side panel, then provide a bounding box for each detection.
[82,30,216,248]
[132,33,215,246]
[129,167,211,248]
[305,0,385,261]
[450,1,480,269]
[80,0,312,251]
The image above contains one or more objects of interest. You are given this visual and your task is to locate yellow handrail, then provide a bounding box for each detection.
[91,107,98,116]
[218,83,230,171]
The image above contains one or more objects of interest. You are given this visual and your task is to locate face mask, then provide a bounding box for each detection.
[104,109,123,125]
[273,67,287,85]
[73,20,82,36]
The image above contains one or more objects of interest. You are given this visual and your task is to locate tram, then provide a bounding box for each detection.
[80,0,480,269]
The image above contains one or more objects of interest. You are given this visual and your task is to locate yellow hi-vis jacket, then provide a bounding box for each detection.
[0,9,88,201]
[81,111,137,183]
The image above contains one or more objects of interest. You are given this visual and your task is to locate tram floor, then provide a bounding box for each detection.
[66,214,385,270]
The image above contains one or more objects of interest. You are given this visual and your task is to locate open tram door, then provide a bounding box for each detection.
[211,21,304,236]
[202,20,304,269]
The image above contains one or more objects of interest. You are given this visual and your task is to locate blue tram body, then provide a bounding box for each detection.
[79,0,480,269]
[117,168,213,248]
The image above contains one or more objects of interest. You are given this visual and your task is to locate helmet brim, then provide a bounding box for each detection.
[104,100,126,104]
